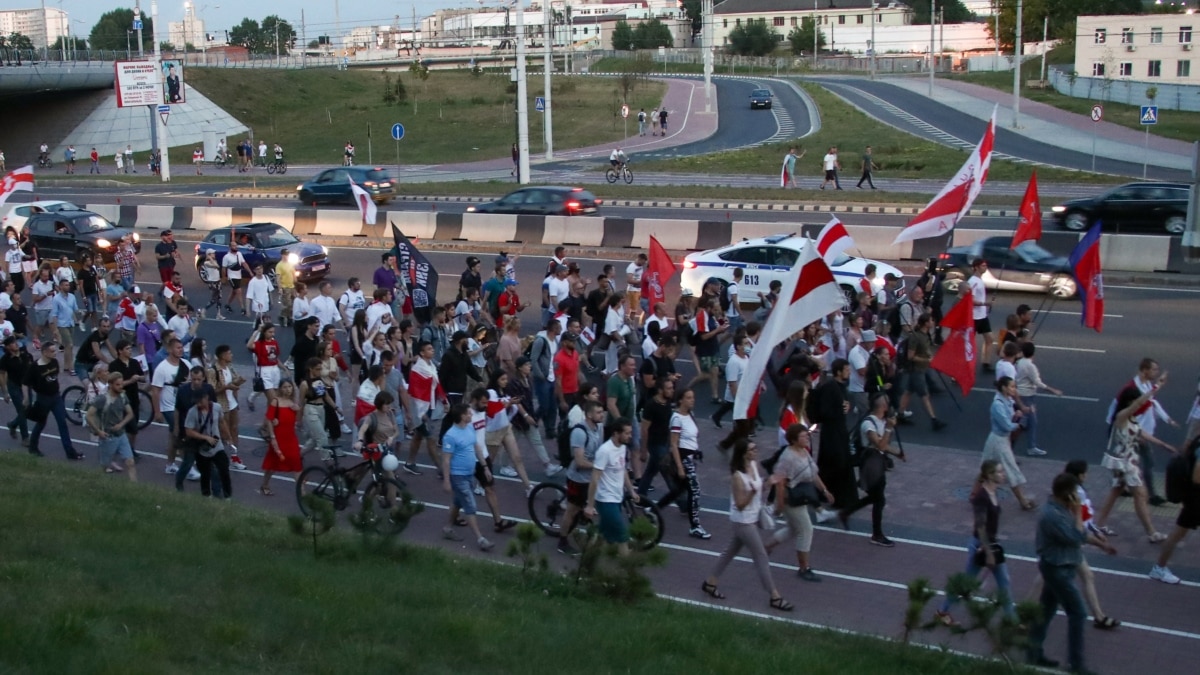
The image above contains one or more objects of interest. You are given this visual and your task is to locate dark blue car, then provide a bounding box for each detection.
[193,222,331,284]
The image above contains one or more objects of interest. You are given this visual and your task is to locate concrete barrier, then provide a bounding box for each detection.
[252,208,297,231]
[633,219,699,250]
[386,211,438,240]
[546,215,605,247]
[136,205,175,229]
[1101,234,1171,273]
[190,206,234,231]
[461,213,516,243]
[314,210,366,237]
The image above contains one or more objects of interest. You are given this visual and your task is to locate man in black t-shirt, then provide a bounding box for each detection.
[637,378,676,497]
[155,230,179,283]
[174,366,222,493]
[77,255,101,329]
[25,341,83,460]
[0,336,33,442]
[76,318,114,381]
[289,317,320,371]
[108,338,147,453]
[458,256,482,300]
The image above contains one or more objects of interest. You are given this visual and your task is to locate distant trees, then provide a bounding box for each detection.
[728,21,779,57]
[788,18,825,56]
[612,19,675,50]
[88,9,154,52]
[612,20,634,51]
[229,15,297,55]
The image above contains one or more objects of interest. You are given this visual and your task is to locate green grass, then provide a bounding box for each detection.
[172,67,666,166]
[949,43,1200,143]
[638,81,1122,185]
[0,452,1019,674]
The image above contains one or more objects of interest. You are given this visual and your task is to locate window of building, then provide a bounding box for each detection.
[1094,28,1107,44]
[1151,27,1163,44]
[857,15,864,24]
[1122,28,1134,44]
[774,17,784,26]
[1179,60,1191,77]
[790,17,798,26]
[1092,62,1106,77]
[838,15,846,25]
[735,19,741,26]
[1181,26,1193,43]
[1148,60,1162,77]
[723,19,728,28]
[1119,62,1133,76]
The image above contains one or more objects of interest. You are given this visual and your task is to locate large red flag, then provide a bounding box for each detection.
[1011,171,1042,248]
[641,235,676,308]
[1068,221,1104,333]
[0,165,35,207]
[930,295,976,396]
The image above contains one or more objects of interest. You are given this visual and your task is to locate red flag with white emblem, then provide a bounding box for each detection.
[1011,171,1042,248]
[929,295,976,396]
[642,235,675,308]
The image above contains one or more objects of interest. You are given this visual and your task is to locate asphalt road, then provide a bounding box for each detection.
[818,79,1192,182]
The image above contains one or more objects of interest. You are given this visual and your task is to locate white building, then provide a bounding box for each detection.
[1075,13,1200,85]
[0,6,68,49]
[167,1,207,50]
[712,0,914,48]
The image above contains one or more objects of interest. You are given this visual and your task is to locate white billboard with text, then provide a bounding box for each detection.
[115,61,163,108]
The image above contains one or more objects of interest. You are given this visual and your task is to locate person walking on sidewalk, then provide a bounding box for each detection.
[856,145,879,189]
[820,146,842,190]
[768,423,835,581]
[89,148,100,174]
[1015,342,1062,457]
[781,146,804,188]
[650,108,660,136]
[637,108,647,136]
[658,108,669,135]
[838,393,904,547]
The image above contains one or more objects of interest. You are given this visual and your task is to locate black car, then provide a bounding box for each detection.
[466,186,601,216]
[749,88,773,109]
[296,166,396,205]
[937,236,1077,298]
[194,222,331,284]
[23,210,141,267]
[1050,181,1188,235]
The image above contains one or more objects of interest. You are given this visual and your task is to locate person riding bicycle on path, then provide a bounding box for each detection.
[609,147,628,170]
[39,142,48,164]
[344,141,355,166]
[273,143,284,163]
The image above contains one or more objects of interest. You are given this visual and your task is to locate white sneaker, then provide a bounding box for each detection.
[230,457,248,471]
[901,410,914,419]
[545,463,563,476]
[477,536,495,551]
[187,467,201,481]
[340,423,353,434]
[1027,447,1048,457]
[165,463,179,475]
[815,508,837,524]
[473,485,485,496]
[1150,565,1181,585]
[498,466,519,478]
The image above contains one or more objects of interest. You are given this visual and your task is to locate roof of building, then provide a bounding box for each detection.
[714,0,907,14]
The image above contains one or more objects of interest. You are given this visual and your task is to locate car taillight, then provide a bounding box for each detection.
[595,199,602,205]
[566,200,580,210]
[363,181,377,187]
[937,253,950,260]
[683,260,696,269]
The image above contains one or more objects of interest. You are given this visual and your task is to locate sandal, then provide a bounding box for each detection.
[1021,500,1038,511]
[1149,532,1167,544]
[453,516,468,527]
[494,518,517,533]
[1093,616,1120,630]
[701,581,725,599]
[258,486,274,496]
[769,596,794,612]
[1098,525,1118,536]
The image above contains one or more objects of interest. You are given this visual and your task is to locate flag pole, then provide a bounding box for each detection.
[933,371,964,412]
[1029,296,1057,341]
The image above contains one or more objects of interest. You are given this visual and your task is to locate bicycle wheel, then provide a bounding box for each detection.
[297,466,344,516]
[622,167,634,184]
[623,498,664,550]
[62,385,88,426]
[279,162,287,174]
[605,168,618,184]
[266,163,276,175]
[136,389,154,430]
[360,477,408,535]
[527,482,570,537]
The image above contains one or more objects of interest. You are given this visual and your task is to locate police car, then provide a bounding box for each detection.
[679,233,903,307]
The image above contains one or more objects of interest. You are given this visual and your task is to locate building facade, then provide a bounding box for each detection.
[1075,13,1200,85]
[712,0,914,47]
[0,6,68,49]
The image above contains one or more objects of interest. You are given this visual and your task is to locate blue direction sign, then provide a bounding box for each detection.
[535,96,545,112]
[1140,105,1159,125]
[391,123,405,141]
[133,19,143,30]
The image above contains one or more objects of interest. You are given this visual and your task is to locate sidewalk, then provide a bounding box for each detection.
[882,77,1194,171]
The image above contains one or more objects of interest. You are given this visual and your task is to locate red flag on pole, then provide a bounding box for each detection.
[641,235,676,308]
[1068,222,1104,333]
[929,295,977,396]
[1011,170,1042,248]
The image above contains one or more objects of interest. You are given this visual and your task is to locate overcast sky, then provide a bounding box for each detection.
[0,1,478,38]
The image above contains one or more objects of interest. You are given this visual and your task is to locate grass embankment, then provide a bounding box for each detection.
[949,43,1200,143]
[639,81,1120,186]
[178,68,665,167]
[0,453,1015,674]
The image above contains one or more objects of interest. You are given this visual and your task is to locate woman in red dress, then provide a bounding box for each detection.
[259,379,302,495]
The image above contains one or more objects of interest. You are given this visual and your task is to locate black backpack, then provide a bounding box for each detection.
[887,298,910,341]
[556,421,589,468]
[1165,440,1199,504]
[718,284,732,313]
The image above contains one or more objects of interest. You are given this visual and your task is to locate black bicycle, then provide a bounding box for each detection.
[605,161,633,184]
[63,382,154,430]
[296,444,408,534]
[266,158,287,175]
[527,479,663,550]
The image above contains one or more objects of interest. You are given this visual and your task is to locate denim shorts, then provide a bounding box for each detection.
[595,501,629,544]
[450,474,477,515]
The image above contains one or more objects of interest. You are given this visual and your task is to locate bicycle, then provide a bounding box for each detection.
[266,158,287,175]
[605,161,633,185]
[527,479,663,550]
[296,443,409,534]
[63,382,154,431]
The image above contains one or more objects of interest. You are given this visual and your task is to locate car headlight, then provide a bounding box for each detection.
[96,238,112,248]
[296,185,304,192]
[321,246,328,255]
[287,253,299,264]
[466,206,477,212]
[1051,205,1066,213]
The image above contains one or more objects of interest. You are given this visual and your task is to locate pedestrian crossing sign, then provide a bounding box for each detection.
[535,97,545,112]
[1140,105,1158,125]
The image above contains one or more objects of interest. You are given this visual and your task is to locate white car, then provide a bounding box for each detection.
[1,200,83,232]
[680,233,904,308]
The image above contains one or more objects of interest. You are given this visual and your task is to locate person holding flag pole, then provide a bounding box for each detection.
[780,146,804,188]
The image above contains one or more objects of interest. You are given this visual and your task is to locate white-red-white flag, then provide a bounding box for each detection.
[815,216,853,267]
[0,165,35,207]
[349,178,378,225]
[893,106,996,245]
[733,241,844,420]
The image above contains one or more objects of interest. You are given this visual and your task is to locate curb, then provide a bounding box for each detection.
[212,191,1023,216]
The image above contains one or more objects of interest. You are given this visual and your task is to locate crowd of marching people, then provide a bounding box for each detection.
[2,233,1199,671]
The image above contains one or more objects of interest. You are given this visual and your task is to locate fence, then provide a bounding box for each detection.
[1049,65,1200,112]
[593,48,949,74]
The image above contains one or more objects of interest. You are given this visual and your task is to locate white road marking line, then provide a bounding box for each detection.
[969,388,1100,403]
[1105,285,1200,294]
[1034,345,1106,354]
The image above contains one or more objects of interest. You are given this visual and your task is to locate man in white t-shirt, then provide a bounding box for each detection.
[820,145,842,190]
[222,243,250,316]
[625,253,647,322]
[338,278,366,328]
[726,268,744,330]
[712,335,750,435]
[966,258,995,371]
[848,329,876,417]
[245,264,273,319]
[365,288,395,333]
[545,265,571,324]
[30,269,57,346]
[585,417,640,553]
[310,281,340,331]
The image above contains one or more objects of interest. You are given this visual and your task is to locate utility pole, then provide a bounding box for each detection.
[543,0,553,160]
[335,0,341,57]
[992,0,999,70]
[928,0,936,96]
[869,1,876,79]
[703,0,713,112]
[301,9,306,68]
[515,1,530,184]
[152,0,170,182]
[812,0,818,69]
[275,18,280,62]
[1012,0,1022,128]
[1039,14,1048,83]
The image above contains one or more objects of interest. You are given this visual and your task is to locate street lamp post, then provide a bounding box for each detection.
[127,29,133,59]
[812,0,818,69]
[869,1,876,79]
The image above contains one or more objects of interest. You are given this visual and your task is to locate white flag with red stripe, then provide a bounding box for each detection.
[349,178,378,225]
[893,106,996,245]
[0,165,35,207]
[733,241,845,420]
[815,216,854,267]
